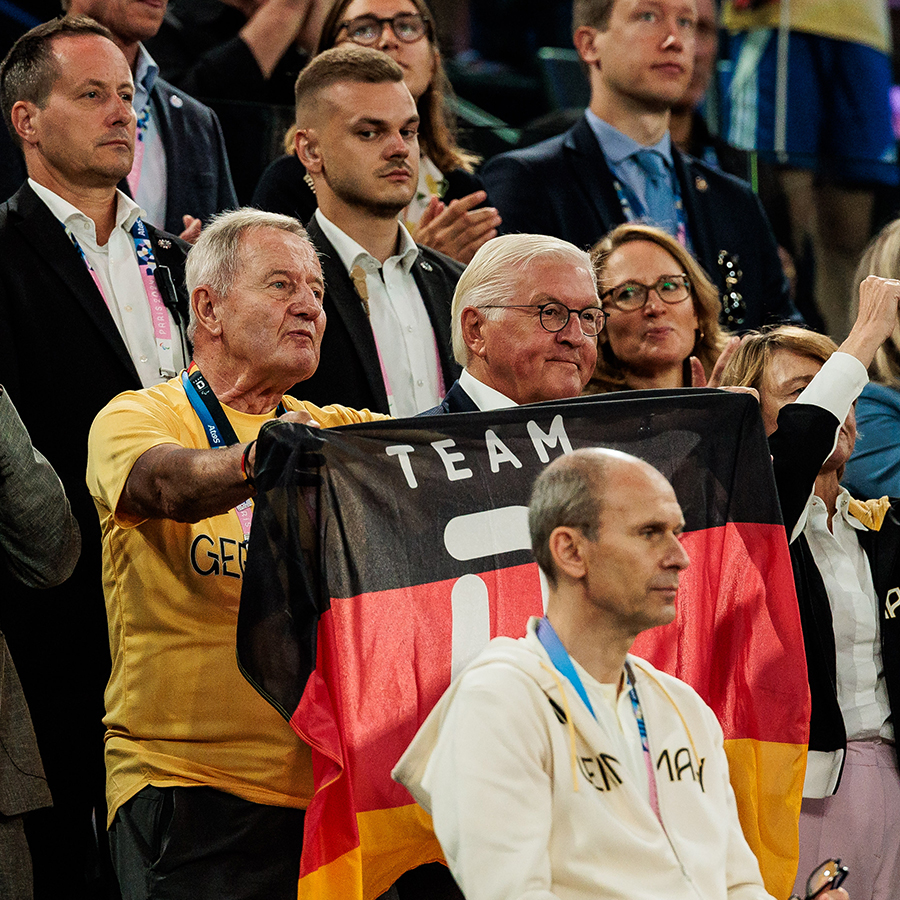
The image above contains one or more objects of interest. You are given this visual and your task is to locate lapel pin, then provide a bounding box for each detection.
[420,260,433,272]
[169,94,184,109]
[695,176,708,192]
[158,238,172,249]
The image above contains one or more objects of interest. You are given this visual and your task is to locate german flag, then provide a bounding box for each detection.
[238,389,809,900]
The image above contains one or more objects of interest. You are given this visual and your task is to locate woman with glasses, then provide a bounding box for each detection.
[252,0,500,264]
[587,223,734,393]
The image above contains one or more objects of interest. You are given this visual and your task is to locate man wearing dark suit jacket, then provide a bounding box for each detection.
[63,0,238,240]
[294,46,462,417]
[0,17,189,897]
[483,0,801,333]
[422,233,602,415]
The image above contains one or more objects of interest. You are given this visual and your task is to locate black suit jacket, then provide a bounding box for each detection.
[142,75,238,233]
[419,379,480,415]
[297,216,462,414]
[771,402,900,780]
[483,116,801,332]
[0,182,189,873]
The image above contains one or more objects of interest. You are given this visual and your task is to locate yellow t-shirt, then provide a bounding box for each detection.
[722,0,890,54]
[87,376,383,825]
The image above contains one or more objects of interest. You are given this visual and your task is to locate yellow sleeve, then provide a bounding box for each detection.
[86,388,189,529]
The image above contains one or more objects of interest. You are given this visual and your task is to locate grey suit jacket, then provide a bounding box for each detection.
[0,388,78,816]
[0,388,80,591]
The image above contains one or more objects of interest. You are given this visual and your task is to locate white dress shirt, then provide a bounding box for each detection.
[458,367,517,411]
[30,179,185,389]
[804,490,893,742]
[314,209,443,417]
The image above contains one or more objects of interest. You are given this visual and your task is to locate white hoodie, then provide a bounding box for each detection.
[393,618,774,900]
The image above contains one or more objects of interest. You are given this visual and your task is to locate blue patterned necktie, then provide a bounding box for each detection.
[632,149,676,234]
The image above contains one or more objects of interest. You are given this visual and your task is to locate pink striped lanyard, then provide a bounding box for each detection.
[65,215,177,378]
[623,661,662,824]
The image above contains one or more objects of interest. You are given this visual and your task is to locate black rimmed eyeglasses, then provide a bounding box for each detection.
[338,13,429,45]
[478,301,608,336]
[600,274,692,311]
[789,858,848,900]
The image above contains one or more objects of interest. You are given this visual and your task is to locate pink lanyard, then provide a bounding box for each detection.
[623,661,662,824]
[65,216,177,378]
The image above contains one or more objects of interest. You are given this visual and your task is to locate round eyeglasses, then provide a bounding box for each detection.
[601,274,692,311]
[479,301,608,336]
[338,13,429,45]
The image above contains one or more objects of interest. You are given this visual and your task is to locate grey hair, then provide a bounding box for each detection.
[450,234,598,365]
[185,208,312,341]
[529,449,609,587]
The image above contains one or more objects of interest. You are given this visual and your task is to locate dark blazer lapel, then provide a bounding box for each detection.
[411,254,458,390]
[306,216,388,408]
[443,380,479,413]
[563,118,627,233]
[10,185,140,382]
[673,150,716,278]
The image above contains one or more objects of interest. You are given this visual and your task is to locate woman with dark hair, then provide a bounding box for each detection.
[252,0,500,263]
[588,223,735,393]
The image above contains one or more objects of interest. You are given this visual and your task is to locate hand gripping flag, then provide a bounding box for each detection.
[237,389,809,900]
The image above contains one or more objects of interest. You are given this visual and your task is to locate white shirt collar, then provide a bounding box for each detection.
[799,488,868,539]
[459,367,518,411]
[314,208,418,276]
[29,178,143,244]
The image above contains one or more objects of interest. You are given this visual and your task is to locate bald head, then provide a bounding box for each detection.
[529,449,683,587]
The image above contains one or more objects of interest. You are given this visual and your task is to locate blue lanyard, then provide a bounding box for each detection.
[179,363,286,541]
[612,176,690,250]
[536,616,596,719]
[65,215,159,280]
[536,616,662,819]
[181,364,232,448]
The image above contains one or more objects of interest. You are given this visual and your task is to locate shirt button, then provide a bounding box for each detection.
[140,355,148,363]
[417,379,424,387]
[407,325,413,333]
[124,305,132,312]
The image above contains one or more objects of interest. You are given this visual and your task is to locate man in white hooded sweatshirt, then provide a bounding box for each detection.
[394,448,851,900]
